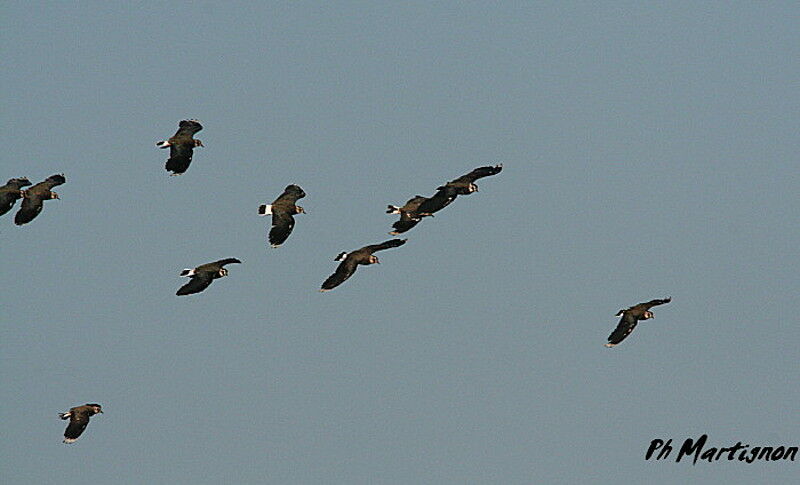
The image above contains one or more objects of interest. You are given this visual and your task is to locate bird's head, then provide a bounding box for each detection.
[296,206,306,214]
[219,268,229,277]
[194,139,204,147]
[88,404,103,414]
[643,311,654,320]
[469,183,479,193]
[369,255,380,264]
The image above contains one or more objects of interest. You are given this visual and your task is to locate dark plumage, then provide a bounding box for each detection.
[258,185,306,247]
[0,177,31,217]
[605,298,672,347]
[386,195,433,235]
[415,185,459,216]
[320,239,407,292]
[59,403,102,444]
[177,258,241,296]
[157,119,204,175]
[438,164,503,195]
[14,174,65,225]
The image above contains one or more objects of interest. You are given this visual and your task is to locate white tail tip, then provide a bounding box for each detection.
[258,204,272,216]
[180,269,195,277]
[63,438,77,444]
[156,140,170,148]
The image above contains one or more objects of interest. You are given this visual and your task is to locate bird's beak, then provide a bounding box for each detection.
[53,193,60,200]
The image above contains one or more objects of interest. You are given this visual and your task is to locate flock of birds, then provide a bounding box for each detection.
[3,119,672,443]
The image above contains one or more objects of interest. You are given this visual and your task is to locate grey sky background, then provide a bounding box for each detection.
[1,1,797,483]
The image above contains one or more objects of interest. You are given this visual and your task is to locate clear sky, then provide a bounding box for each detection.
[1,1,797,483]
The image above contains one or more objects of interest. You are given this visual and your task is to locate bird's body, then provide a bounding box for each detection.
[0,177,31,217]
[258,185,306,247]
[387,195,432,235]
[157,119,204,175]
[14,174,65,225]
[59,403,102,443]
[605,298,672,347]
[320,239,407,292]
[177,258,241,295]
[415,186,459,216]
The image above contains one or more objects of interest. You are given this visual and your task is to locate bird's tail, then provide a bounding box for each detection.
[258,204,272,216]
[386,205,401,214]
[156,140,170,148]
[180,269,195,277]
[58,412,70,420]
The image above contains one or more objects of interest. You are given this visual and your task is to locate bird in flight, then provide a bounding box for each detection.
[14,174,65,226]
[176,258,242,296]
[386,195,433,235]
[436,164,503,195]
[605,298,672,347]
[258,185,307,247]
[59,403,103,443]
[320,239,407,292]
[157,119,204,175]
[0,177,31,217]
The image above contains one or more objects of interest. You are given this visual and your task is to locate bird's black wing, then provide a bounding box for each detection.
[390,215,420,235]
[363,238,407,254]
[14,193,44,225]
[176,271,215,296]
[63,412,90,443]
[214,258,242,267]
[449,164,503,184]
[321,257,359,291]
[174,119,203,137]
[417,187,458,214]
[42,174,66,188]
[269,210,296,247]
[273,185,306,205]
[165,143,194,174]
[606,313,639,347]
[642,297,672,309]
[0,191,21,216]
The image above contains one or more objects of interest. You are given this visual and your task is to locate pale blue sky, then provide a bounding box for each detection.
[1,1,798,483]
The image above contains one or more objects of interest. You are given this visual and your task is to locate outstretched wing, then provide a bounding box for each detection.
[273,185,306,205]
[363,238,407,254]
[176,272,215,296]
[269,211,296,247]
[14,193,44,225]
[449,164,503,184]
[0,191,22,217]
[63,412,90,443]
[214,258,242,267]
[174,119,203,137]
[39,174,66,189]
[605,313,639,347]
[642,297,672,309]
[321,258,359,291]
[165,144,194,174]
[390,216,420,235]
[416,187,457,214]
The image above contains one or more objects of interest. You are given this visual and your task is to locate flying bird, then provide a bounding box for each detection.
[415,185,460,216]
[438,164,503,195]
[258,185,306,247]
[177,258,242,296]
[157,119,204,175]
[320,239,407,292]
[605,298,672,347]
[14,174,65,225]
[0,177,31,217]
[59,403,102,443]
[386,195,433,235]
